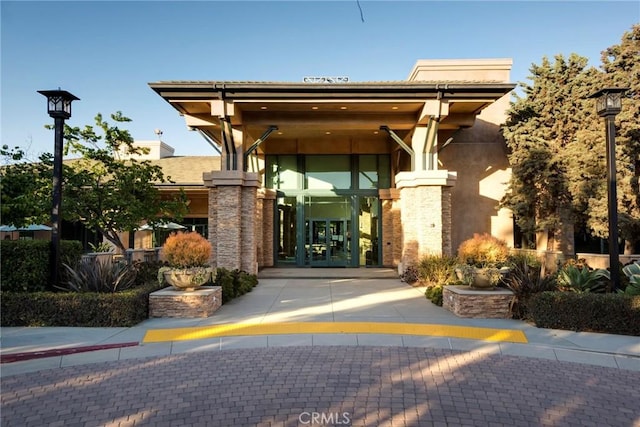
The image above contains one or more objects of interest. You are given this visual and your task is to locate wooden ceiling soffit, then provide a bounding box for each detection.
[242,112,418,130]
[184,113,219,128]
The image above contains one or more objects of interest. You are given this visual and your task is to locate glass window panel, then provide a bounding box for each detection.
[378,155,391,188]
[277,197,297,264]
[358,155,379,189]
[359,197,379,265]
[304,196,350,219]
[266,155,299,189]
[305,155,351,190]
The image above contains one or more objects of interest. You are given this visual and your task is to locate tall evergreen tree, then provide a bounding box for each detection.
[596,24,640,253]
[502,54,597,253]
[503,25,639,255]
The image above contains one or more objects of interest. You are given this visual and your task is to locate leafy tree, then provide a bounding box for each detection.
[1,113,188,253]
[61,112,188,252]
[0,146,52,227]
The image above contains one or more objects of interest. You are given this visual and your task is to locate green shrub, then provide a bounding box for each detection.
[401,266,419,284]
[527,292,640,336]
[507,251,542,269]
[236,270,258,295]
[0,239,83,292]
[215,268,236,303]
[425,285,444,306]
[557,265,609,293]
[0,282,163,327]
[214,268,258,303]
[417,254,458,286]
[132,260,167,287]
[59,259,137,293]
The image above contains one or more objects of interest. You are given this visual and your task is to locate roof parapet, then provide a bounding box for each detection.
[408,58,513,83]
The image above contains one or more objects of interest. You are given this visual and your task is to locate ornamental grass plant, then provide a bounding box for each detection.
[162,231,211,268]
[457,233,509,268]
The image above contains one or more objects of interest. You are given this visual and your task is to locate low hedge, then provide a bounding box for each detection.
[0,282,163,327]
[0,239,83,292]
[215,268,259,303]
[527,292,640,336]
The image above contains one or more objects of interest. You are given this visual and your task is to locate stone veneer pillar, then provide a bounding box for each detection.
[259,188,276,268]
[395,170,457,273]
[204,171,260,274]
[379,189,401,268]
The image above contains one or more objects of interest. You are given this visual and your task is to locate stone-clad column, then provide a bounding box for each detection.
[207,187,218,267]
[379,189,400,268]
[396,170,457,273]
[204,171,260,274]
[260,189,276,268]
[256,193,264,268]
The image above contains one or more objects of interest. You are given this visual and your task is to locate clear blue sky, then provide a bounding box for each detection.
[2,1,638,158]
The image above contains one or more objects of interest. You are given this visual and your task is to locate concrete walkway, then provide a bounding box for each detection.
[2,269,640,426]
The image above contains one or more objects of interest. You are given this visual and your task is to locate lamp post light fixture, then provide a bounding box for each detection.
[38,89,80,287]
[588,87,628,292]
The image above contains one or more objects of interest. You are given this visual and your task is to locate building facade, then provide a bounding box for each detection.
[150,59,516,274]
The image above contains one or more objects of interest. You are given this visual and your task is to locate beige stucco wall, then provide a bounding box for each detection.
[439,140,513,253]
[407,59,514,253]
[408,58,512,83]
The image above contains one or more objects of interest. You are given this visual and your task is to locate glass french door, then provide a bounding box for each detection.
[306,218,350,266]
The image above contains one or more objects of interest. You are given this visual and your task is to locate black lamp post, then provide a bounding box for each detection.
[588,87,627,292]
[38,89,80,287]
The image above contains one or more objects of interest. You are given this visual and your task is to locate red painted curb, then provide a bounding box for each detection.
[0,342,139,364]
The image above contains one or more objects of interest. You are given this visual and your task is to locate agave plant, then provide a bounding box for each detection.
[59,259,137,293]
[557,265,609,293]
[620,262,640,295]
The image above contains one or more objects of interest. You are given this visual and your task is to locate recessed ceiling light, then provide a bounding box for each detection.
[340,106,347,110]
[311,106,319,110]
[391,106,399,110]
[260,106,268,110]
[325,131,331,135]
[373,131,379,135]
[277,131,283,135]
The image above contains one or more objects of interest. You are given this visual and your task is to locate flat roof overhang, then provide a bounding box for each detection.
[149,81,516,145]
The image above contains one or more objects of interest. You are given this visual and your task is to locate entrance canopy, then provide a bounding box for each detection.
[150,61,515,173]
[151,82,513,154]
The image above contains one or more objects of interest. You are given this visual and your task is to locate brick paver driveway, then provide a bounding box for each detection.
[2,346,639,426]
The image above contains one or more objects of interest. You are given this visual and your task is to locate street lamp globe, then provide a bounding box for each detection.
[37,89,79,119]
[589,87,627,117]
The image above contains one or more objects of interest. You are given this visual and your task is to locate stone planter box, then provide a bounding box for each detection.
[149,286,222,318]
[442,285,514,319]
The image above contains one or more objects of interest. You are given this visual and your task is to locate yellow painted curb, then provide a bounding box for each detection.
[143,322,527,344]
